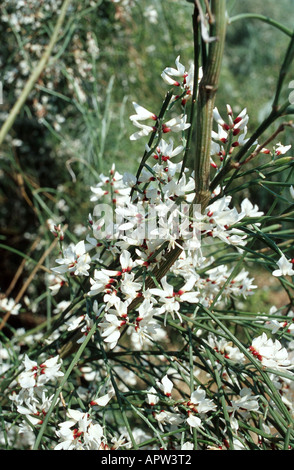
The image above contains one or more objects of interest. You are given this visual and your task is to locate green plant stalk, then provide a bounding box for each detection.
[206,348,235,449]
[210,100,289,193]
[33,319,98,450]
[194,0,227,209]
[272,30,294,110]
[199,305,294,434]
[126,3,228,317]
[179,7,201,179]
[0,0,72,148]
[210,22,294,194]
[229,13,292,37]
[91,320,139,450]
[128,403,166,450]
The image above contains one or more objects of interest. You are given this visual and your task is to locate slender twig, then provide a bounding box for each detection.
[179,4,201,179]
[4,237,41,298]
[194,0,227,209]
[229,13,292,38]
[33,319,98,450]
[210,100,290,193]
[210,23,294,193]
[131,90,173,197]
[232,121,294,168]
[0,226,67,331]
[272,30,294,111]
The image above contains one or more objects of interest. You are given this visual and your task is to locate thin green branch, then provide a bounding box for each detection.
[229,13,292,37]
[33,319,97,450]
[194,0,227,208]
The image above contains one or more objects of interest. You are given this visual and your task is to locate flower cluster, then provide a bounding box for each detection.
[2,50,294,451]
[0,297,22,316]
[55,409,106,450]
[7,354,64,447]
[50,159,262,351]
[47,55,293,366]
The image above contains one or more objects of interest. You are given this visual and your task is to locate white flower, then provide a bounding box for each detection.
[0,297,21,316]
[227,388,260,416]
[212,123,228,143]
[186,414,203,430]
[149,137,184,162]
[204,333,245,363]
[123,172,137,188]
[188,386,217,414]
[129,102,157,122]
[98,313,127,349]
[130,120,155,141]
[47,273,66,296]
[156,374,173,397]
[181,442,194,450]
[76,314,95,344]
[149,278,181,322]
[18,354,63,389]
[88,269,116,297]
[162,114,190,133]
[132,299,162,347]
[93,386,115,407]
[212,106,253,150]
[154,410,183,431]
[250,333,294,373]
[52,241,91,276]
[120,272,141,300]
[162,55,187,81]
[240,198,264,218]
[145,386,159,406]
[66,315,86,335]
[55,409,104,450]
[274,142,291,156]
[272,254,294,277]
[161,56,200,105]
[119,249,134,273]
[149,276,199,324]
[290,185,294,199]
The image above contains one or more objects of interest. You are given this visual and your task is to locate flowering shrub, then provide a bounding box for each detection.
[0,0,294,451]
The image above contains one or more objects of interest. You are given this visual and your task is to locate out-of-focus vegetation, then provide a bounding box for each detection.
[0,0,293,315]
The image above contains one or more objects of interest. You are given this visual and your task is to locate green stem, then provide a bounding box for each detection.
[210,100,289,193]
[273,30,294,110]
[206,349,235,449]
[194,0,227,209]
[179,7,201,178]
[33,319,97,450]
[199,305,294,433]
[210,23,294,193]
[94,327,139,450]
[229,13,292,38]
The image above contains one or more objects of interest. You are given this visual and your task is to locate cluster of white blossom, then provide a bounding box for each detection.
[48,55,294,370]
[50,161,263,352]
[2,53,294,450]
[4,354,63,447]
